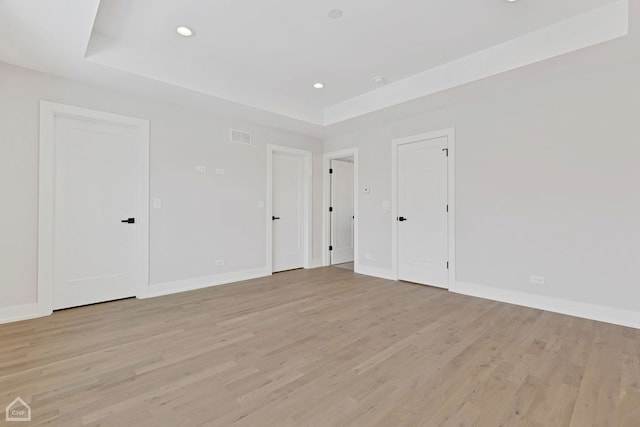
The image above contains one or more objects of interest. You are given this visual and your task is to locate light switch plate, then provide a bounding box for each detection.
[153,198,162,209]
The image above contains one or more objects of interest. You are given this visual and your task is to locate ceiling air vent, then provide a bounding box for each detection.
[230,129,252,145]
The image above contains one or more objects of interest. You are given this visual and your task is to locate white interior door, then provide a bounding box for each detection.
[53,116,139,309]
[272,152,304,272]
[397,137,448,288]
[330,159,354,265]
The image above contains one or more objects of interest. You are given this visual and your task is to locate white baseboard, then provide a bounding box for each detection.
[355,265,397,281]
[307,258,324,269]
[6,274,637,332]
[0,303,40,325]
[452,281,640,330]
[143,267,270,299]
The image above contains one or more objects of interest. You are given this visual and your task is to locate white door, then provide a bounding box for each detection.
[397,137,448,288]
[272,152,304,272]
[53,116,140,309]
[330,159,354,264]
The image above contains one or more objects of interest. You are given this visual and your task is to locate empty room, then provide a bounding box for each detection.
[1,0,639,425]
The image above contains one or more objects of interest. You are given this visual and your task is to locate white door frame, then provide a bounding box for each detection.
[323,148,359,268]
[391,128,455,286]
[266,144,313,272]
[38,101,150,316]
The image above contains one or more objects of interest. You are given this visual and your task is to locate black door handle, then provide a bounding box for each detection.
[272,216,281,221]
[398,216,407,222]
[121,218,135,224]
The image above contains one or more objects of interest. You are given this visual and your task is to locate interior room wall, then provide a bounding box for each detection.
[0,61,323,311]
[324,39,640,319]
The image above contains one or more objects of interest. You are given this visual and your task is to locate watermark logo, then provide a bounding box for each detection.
[5,397,31,422]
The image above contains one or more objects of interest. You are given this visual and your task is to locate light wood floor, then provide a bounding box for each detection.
[333,262,354,271]
[1,267,639,426]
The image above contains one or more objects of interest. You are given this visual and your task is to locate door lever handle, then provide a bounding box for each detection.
[397,216,407,222]
[121,218,135,224]
[272,216,281,221]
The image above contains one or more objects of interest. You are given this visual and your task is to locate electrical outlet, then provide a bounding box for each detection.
[215,259,225,267]
[196,165,206,173]
[215,168,225,175]
[530,275,545,285]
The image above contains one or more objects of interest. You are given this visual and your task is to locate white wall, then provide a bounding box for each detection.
[2,5,640,327]
[325,39,640,318]
[0,62,323,310]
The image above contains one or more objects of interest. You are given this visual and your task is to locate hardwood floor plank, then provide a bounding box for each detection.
[0,267,637,426]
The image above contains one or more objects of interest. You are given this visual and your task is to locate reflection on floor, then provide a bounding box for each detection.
[333,262,354,271]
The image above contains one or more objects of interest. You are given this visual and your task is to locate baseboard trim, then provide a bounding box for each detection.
[143,267,270,299]
[452,281,640,330]
[0,303,41,325]
[307,258,324,269]
[355,265,396,281]
[7,274,637,331]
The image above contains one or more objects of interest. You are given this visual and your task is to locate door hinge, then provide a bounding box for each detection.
[446,261,449,270]
[329,246,333,251]
[329,206,333,212]
[442,148,449,157]
[329,168,333,174]
[446,204,449,212]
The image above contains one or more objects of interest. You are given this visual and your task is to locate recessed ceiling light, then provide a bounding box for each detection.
[176,26,195,37]
[313,82,325,89]
[328,9,344,19]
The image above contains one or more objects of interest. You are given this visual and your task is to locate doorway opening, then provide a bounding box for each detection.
[323,148,359,272]
[330,157,354,270]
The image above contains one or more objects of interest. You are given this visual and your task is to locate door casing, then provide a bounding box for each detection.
[329,159,355,265]
[391,128,456,287]
[38,101,150,316]
[323,148,359,268]
[266,144,312,273]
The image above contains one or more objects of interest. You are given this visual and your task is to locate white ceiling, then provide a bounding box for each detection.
[0,0,630,133]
